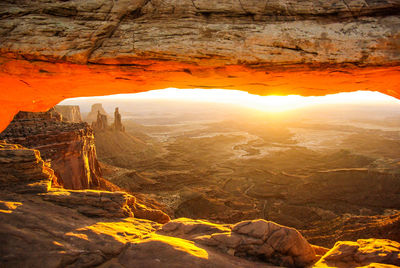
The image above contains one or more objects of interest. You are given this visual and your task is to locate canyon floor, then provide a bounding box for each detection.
[84,100,400,249]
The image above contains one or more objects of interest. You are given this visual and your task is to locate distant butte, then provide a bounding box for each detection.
[0,0,400,131]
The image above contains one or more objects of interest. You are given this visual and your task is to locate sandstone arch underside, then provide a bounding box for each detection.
[0,0,400,131]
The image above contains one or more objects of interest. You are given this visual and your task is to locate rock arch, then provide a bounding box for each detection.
[0,0,399,131]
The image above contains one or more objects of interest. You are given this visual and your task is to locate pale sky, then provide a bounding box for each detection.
[60,88,400,113]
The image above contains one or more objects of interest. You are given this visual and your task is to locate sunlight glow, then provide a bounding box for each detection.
[61,88,400,113]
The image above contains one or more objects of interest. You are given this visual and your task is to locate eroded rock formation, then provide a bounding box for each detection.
[55,105,82,123]
[0,109,102,189]
[91,105,125,132]
[86,103,109,124]
[0,142,53,193]
[0,0,399,131]
[92,111,109,131]
[160,218,317,267]
[113,107,125,132]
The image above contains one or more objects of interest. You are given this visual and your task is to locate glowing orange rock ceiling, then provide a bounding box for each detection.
[0,0,399,131]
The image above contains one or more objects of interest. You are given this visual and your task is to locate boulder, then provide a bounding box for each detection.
[160,218,317,267]
[315,239,400,267]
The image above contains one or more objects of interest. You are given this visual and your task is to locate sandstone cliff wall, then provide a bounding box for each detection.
[0,109,102,190]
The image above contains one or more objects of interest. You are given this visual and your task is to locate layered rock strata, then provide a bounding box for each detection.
[42,189,135,218]
[0,109,102,190]
[1,0,399,66]
[0,142,52,193]
[0,0,399,131]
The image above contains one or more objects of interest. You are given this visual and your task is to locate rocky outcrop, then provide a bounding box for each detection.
[160,218,317,267]
[0,109,103,190]
[0,192,160,267]
[0,0,399,132]
[315,239,400,267]
[130,201,170,224]
[91,105,125,132]
[42,189,135,218]
[0,142,53,193]
[92,111,109,131]
[42,187,170,223]
[0,112,171,223]
[55,105,82,123]
[86,103,109,124]
[113,107,125,132]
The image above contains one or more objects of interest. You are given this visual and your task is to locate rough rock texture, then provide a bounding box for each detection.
[0,142,53,193]
[0,109,103,190]
[160,218,317,267]
[42,189,135,218]
[1,0,399,66]
[0,192,160,268]
[0,192,273,268]
[315,239,400,267]
[0,0,399,131]
[55,105,82,123]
